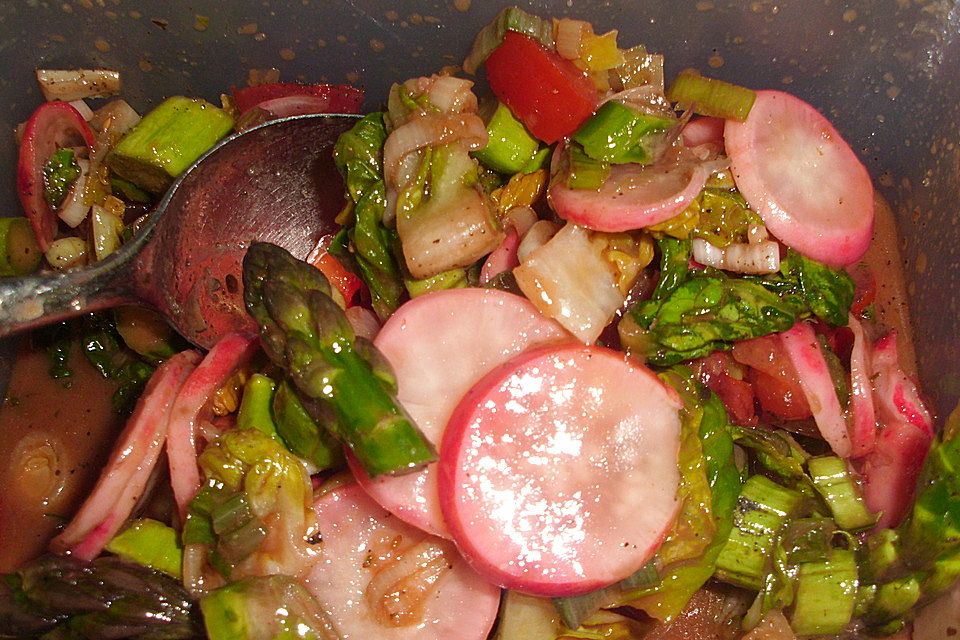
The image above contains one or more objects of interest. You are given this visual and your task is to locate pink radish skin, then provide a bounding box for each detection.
[724,90,874,267]
[479,225,521,284]
[439,344,682,596]
[548,149,716,232]
[167,333,259,518]
[50,350,200,560]
[306,483,500,640]
[780,322,852,458]
[871,332,933,432]
[848,313,877,458]
[350,289,570,538]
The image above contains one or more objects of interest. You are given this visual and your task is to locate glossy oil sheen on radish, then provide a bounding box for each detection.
[350,288,570,538]
[306,483,499,640]
[439,344,682,596]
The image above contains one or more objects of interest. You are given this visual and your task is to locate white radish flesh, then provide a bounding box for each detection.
[351,288,570,538]
[306,483,500,640]
[724,90,875,267]
[439,344,682,596]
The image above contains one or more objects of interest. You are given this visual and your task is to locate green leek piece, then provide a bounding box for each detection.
[566,144,610,190]
[462,6,553,74]
[715,475,804,590]
[105,518,183,579]
[43,147,81,208]
[0,217,42,276]
[244,242,436,477]
[865,575,921,624]
[667,70,757,121]
[108,96,233,194]
[110,176,153,203]
[273,379,345,471]
[405,267,468,298]
[572,101,674,165]
[237,374,278,437]
[862,529,901,583]
[494,590,561,640]
[114,305,180,365]
[201,575,334,640]
[521,146,551,173]
[808,456,875,530]
[473,101,541,174]
[788,548,859,636]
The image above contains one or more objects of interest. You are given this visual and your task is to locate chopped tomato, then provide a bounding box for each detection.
[732,335,812,421]
[693,352,757,426]
[16,101,95,250]
[485,31,597,143]
[307,235,364,306]
[231,82,364,116]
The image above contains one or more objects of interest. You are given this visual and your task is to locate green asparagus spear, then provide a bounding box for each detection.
[242,242,436,477]
[0,554,200,638]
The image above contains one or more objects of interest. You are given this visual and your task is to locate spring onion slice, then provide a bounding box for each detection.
[667,70,756,121]
[808,456,875,530]
[473,100,541,173]
[462,6,554,74]
[566,144,610,190]
[788,548,859,636]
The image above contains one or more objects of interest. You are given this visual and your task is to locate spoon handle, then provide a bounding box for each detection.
[0,260,137,338]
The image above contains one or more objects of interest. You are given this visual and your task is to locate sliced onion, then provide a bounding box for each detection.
[514,223,625,343]
[480,225,521,284]
[848,313,877,458]
[691,238,781,274]
[516,219,560,262]
[90,99,141,136]
[383,112,487,186]
[36,69,121,102]
[426,75,478,114]
[504,204,538,236]
[68,99,94,121]
[57,158,91,228]
[555,19,589,60]
[44,236,88,270]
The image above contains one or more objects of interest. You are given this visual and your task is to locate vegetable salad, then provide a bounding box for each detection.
[1,6,956,640]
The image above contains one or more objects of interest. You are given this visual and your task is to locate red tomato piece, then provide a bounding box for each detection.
[693,352,757,425]
[439,344,682,596]
[16,101,95,250]
[307,234,364,306]
[231,82,364,116]
[732,335,812,421]
[485,31,597,143]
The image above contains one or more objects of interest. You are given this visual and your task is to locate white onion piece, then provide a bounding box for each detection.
[45,237,88,270]
[514,223,625,343]
[847,313,877,458]
[555,19,588,59]
[516,219,560,262]
[90,99,141,136]
[426,75,478,114]
[780,322,851,458]
[345,306,381,342]
[383,112,487,186]
[36,69,121,102]
[68,99,94,121]
[57,158,91,228]
[504,205,538,236]
[691,238,781,274]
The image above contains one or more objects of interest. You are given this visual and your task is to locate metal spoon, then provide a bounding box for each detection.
[0,113,358,348]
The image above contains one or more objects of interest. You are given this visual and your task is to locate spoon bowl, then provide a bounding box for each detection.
[0,113,358,348]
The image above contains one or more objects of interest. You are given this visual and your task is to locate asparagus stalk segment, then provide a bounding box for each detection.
[242,242,436,477]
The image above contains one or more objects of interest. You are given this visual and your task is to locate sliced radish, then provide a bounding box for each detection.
[350,289,569,538]
[439,344,682,596]
[306,483,499,640]
[859,419,931,529]
[871,331,933,433]
[479,225,520,284]
[167,333,259,518]
[682,116,725,151]
[50,350,200,560]
[780,322,851,458]
[549,148,717,232]
[848,313,877,458]
[16,101,95,250]
[724,90,874,267]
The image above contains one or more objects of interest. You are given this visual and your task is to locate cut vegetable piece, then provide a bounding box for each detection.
[462,6,554,75]
[474,100,541,173]
[780,322,851,458]
[666,71,756,121]
[351,288,569,537]
[307,483,500,640]
[273,379,345,471]
[439,344,682,596]
[572,101,674,165]
[485,31,597,144]
[49,350,200,560]
[104,518,183,579]
[807,456,875,530]
[681,116,725,150]
[513,223,626,343]
[167,333,259,518]
[16,101,95,250]
[848,313,877,457]
[36,68,121,102]
[0,217,42,276]
[724,90,874,267]
[549,148,717,232]
[108,96,234,194]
